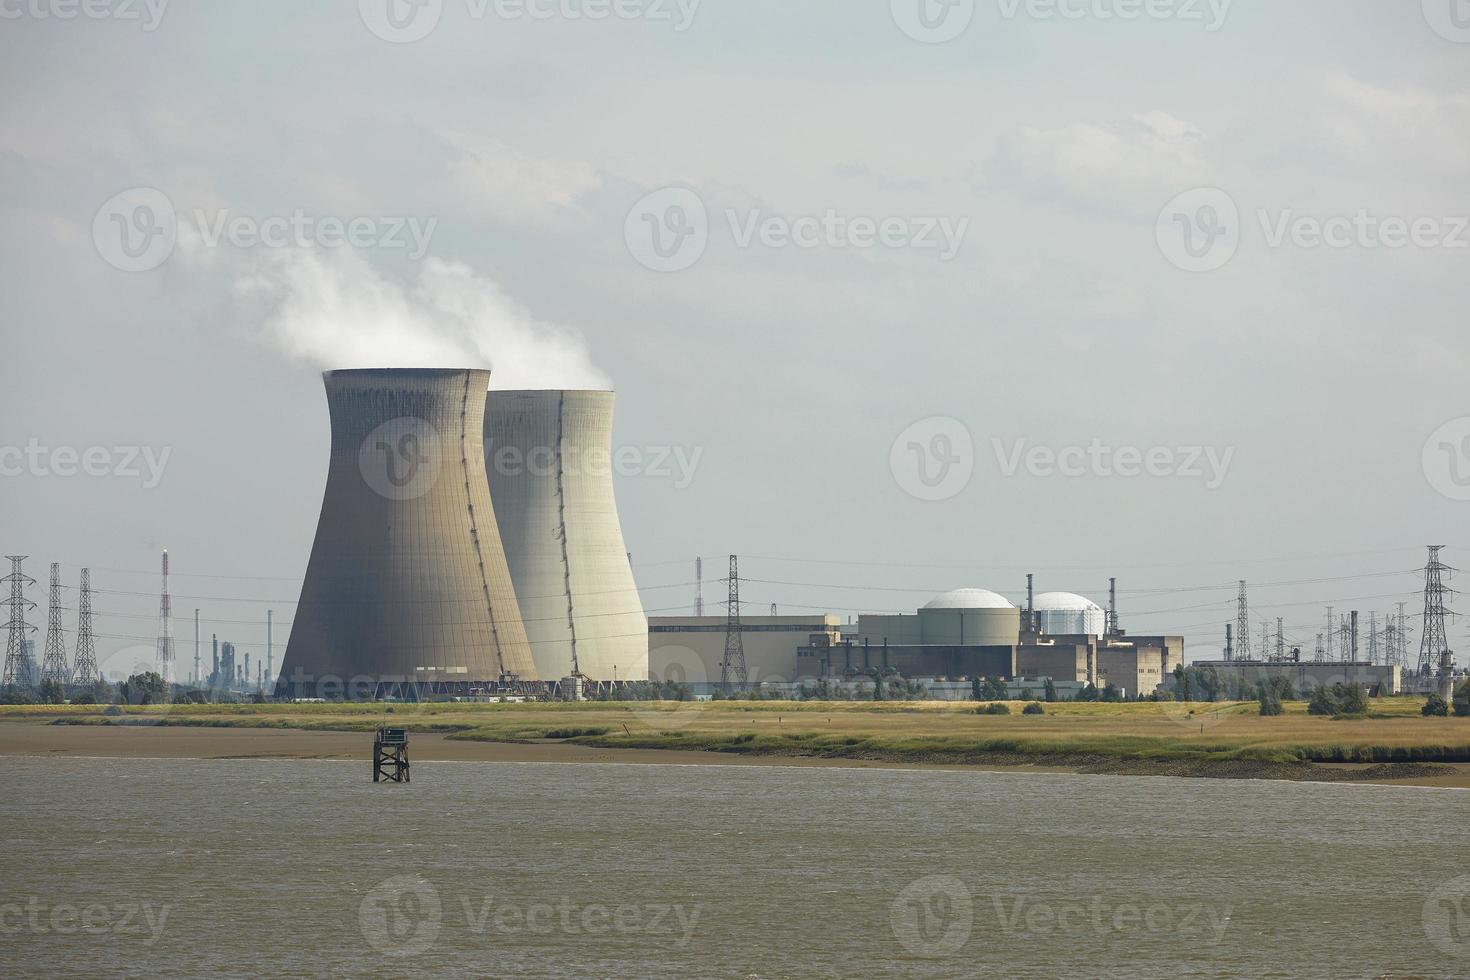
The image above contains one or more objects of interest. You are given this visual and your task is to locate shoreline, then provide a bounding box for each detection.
[4,723,1470,788]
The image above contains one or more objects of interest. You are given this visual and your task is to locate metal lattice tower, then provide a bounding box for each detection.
[1314,632,1324,662]
[1261,622,1270,662]
[72,569,98,685]
[155,550,175,688]
[1339,616,1352,663]
[1396,602,1411,670]
[1417,545,1454,677]
[1235,581,1251,661]
[1324,607,1334,660]
[719,555,747,691]
[694,557,704,616]
[3,557,38,688]
[40,562,70,685]
[1275,618,1284,661]
[1367,612,1379,666]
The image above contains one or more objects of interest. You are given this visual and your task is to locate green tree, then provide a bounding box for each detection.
[1022,702,1045,715]
[1452,680,1470,718]
[1043,678,1057,702]
[37,679,65,704]
[1307,685,1337,716]
[1423,693,1449,717]
[1101,683,1121,703]
[1339,683,1368,716]
[1257,682,1283,716]
[980,702,1011,715]
[971,676,983,701]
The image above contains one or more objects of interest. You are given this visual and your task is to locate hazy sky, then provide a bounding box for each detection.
[2,1,1468,676]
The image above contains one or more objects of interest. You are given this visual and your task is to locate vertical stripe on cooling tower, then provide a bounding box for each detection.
[460,371,505,676]
[553,391,579,675]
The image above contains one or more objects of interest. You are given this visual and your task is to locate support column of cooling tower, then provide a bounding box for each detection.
[72,569,98,685]
[553,391,579,677]
[2,557,37,688]
[41,563,70,685]
[1235,581,1251,660]
[1417,545,1452,677]
[720,555,747,691]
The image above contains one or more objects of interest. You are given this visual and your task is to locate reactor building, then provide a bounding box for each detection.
[484,390,647,684]
[278,368,538,698]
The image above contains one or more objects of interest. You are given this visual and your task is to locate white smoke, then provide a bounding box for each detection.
[232,248,610,390]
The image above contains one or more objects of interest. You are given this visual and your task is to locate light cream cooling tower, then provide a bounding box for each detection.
[484,390,648,683]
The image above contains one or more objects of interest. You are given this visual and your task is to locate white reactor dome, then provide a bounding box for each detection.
[922,588,1015,610]
[1033,591,1106,637]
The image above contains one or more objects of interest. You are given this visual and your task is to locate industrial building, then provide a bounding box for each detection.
[649,614,842,689]
[278,368,538,699]
[651,586,1182,698]
[485,390,647,684]
[1190,660,1402,696]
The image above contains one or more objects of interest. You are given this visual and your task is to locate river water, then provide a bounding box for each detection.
[0,757,1466,978]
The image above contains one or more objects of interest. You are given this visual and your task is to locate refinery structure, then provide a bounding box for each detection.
[3,367,1462,705]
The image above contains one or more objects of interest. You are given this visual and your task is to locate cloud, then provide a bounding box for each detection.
[231,247,610,390]
[991,111,1210,213]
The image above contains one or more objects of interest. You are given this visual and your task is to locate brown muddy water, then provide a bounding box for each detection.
[0,757,1466,978]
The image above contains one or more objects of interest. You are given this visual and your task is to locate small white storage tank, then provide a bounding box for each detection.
[1034,592,1106,638]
